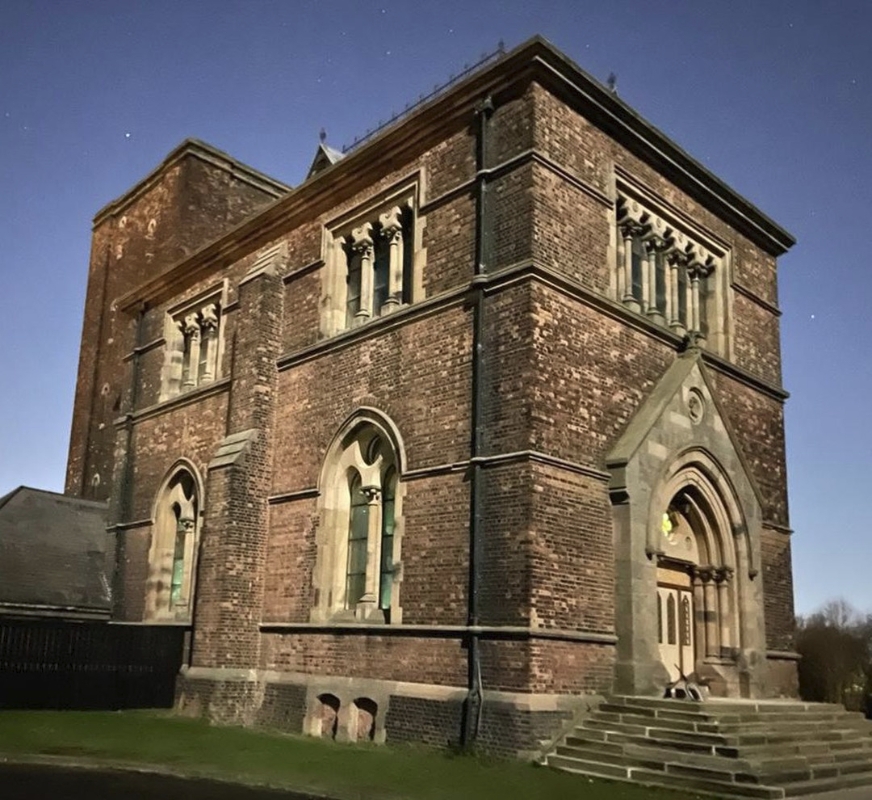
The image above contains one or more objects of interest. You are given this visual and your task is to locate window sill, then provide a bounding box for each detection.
[115,376,231,427]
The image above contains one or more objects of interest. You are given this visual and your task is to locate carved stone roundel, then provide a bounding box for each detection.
[687,388,705,424]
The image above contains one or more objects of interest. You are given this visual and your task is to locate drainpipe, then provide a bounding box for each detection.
[463,95,494,749]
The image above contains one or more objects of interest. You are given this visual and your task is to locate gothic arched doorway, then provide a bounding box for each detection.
[652,458,749,695]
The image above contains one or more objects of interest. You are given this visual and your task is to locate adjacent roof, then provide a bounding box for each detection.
[0,487,111,618]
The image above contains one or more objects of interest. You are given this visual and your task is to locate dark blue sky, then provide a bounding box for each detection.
[1,1,869,614]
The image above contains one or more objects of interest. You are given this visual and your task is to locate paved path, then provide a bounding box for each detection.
[1,763,319,800]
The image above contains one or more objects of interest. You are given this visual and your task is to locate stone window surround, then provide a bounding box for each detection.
[144,460,203,622]
[319,177,425,338]
[311,410,406,625]
[159,280,229,402]
[611,175,732,357]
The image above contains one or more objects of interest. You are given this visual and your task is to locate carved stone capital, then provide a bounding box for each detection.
[645,235,667,254]
[379,206,403,240]
[667,250,690,269]
[183,313,201,338]
[200,303,219,330]
[352,222,374,255]
[714,566,734,583]
[697,566,716,583]
[619,220,644,241]
[361,485,381,503]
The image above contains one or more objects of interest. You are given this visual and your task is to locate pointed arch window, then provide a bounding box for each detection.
[147,466,201,621]
[314,417,405,624]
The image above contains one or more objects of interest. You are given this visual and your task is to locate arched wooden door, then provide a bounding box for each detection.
[657,566,694,681]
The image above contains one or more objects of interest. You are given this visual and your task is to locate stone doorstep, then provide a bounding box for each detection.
[591,709,866,736]
[555,742,872,787]
[546,759,786,799]
[583,718,729,744]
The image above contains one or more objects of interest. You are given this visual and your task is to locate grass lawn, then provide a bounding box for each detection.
[0,710,704,800]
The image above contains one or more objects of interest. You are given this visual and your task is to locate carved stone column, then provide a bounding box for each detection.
[716,567,734,654]
[379,206,403,313]
[691,566,705,664]
[646,237,666,322]
[700,567,719,658]
[620,222,640,312]
[182,312,201,390]
[689,260,702,334]
[668,251,687,335]
[199,303,219,383]
[359,484,382,610]
[640,239,651,313]
[352,223,374,322]
[166,321,186,397]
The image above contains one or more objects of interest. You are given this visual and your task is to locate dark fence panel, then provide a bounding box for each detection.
[0,619,187,710]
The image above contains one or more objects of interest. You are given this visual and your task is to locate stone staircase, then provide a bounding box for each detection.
[542,695,872,798]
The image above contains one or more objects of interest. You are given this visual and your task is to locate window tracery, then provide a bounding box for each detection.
[146,466,201,620]
[313,417,404,623]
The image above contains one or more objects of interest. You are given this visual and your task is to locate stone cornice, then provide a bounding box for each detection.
[114,37,793,315]
[731,280,782,317]
[115,376,231,427]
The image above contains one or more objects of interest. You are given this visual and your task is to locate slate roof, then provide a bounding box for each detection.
[0,487,111,618]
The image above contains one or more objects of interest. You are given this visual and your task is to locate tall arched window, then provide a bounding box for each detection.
[146,466,201,621]
[314,413,405,624]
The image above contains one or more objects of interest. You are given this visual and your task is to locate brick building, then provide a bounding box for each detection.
[65,37,797,753]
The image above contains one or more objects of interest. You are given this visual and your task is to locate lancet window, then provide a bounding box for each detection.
[146,466,201,620]
[312,414,405,624]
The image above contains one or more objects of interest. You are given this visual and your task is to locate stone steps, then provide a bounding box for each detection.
[543,695,872,798]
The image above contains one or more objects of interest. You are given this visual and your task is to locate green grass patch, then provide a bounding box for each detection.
[0,710,703,800]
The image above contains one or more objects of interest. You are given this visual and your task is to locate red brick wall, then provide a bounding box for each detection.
[66,152,280,502]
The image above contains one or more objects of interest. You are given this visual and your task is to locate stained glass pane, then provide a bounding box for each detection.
[631,238,644,302]
[346,475,368,607]
[678,267,688,327]
[346,250,362,326]
[379,468,396,610]
[374,235,389,314]
[346,572,366,608]
[698,274,709,337]
[655,254,667,314]
[667,593,677,645]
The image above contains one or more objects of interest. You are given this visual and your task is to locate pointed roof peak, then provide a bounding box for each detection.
[306,136,345,180]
